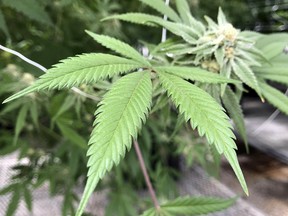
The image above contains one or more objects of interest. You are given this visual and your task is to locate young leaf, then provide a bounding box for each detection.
[160,196,235,215]
[222,87,248,151]
[176,0,205,34]
[155,66,240,84]
[140,0,181,22]
[104,13,198,43]
[217,8,227,26]
[157,72,248,195]
[231,58,261,96]
[3,54,142,103]
[76,71,152,216]
[103,13,161,27]
[86,31,151,66]
[259,81,288,115]
[175,0,192,24]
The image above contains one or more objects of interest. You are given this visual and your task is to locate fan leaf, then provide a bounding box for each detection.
[259,81,288,115]
[161,196,235,215]
[3,54,142,103]
[155,66,240,84]
[157,71,248,195]
[140,0,181,22]
[76,71,152,216]
[85,31,150,66]
[104,13,198,43]
[223,87,248,151]
[231,58,261,96]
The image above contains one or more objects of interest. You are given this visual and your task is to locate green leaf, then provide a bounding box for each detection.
[259,81,288,115]
[0,9,9,37]
[2,0,52,25]
[256,73,288,86]
[223,87,248,151]
[23,187,32,211]
[0,184,17,195]
[103,13,160,26]
[217,7,227,25]
[86,31,150,66]
[29,101,39,128]
[14,104,29,144]
[215,47,225,67]
[141,208,158,216]
[175,0,191,24]
[76,71,152,216]
[140,0,181,22]
[231,58,261,96]
[155,66,240,84]
[57,121,88,149]
[157,72,248,195]
[3,54,142,103]
[6,189,20,216]
[160,196,235,215]
[104,13,198,43]
[52,95,76,122]
[175,0,205,33]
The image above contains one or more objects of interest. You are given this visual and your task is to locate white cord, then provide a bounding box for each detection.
[0,44,99,101]
[161,0,170,42]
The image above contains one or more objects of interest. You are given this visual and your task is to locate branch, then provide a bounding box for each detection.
[133,139,160,211]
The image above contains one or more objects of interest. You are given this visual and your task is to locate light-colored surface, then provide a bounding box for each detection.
[0,152,267,216]
[0,153,107,216]
[179,166,266,216]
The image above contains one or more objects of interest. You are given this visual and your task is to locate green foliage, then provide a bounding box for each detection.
[142,196,235,216]
[77,71,152,216]
[2,0,288,216]
[1,0,52,25]
[86,31,151,66]
[155,66,240,84]
[3,54,142,103]
[259,81,288,115]
[140,0,181,22]
[222,87,247,151]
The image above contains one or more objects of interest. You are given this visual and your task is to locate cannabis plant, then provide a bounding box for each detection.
[3,0,288,215]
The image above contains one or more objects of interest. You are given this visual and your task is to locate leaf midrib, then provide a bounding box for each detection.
[42,62,141,81]
[89,72,148,174]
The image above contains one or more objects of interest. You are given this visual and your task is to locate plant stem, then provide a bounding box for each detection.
[133,139,160,211]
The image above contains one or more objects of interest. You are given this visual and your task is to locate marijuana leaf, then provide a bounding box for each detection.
[157,71,248,195]
[155,66,240,84]
[3,54,143,103]
[222,87,248,151]
[142,196,236,216]
[86,31,151,66]
[140,0,181,22]
[76,71,152,215]
[259,81,288,115]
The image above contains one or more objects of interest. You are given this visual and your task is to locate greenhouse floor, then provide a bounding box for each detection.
[221,151,288,216]
[0,152,277,216]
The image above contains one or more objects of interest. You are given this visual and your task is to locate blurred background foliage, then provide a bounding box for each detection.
[0,0,287,215]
